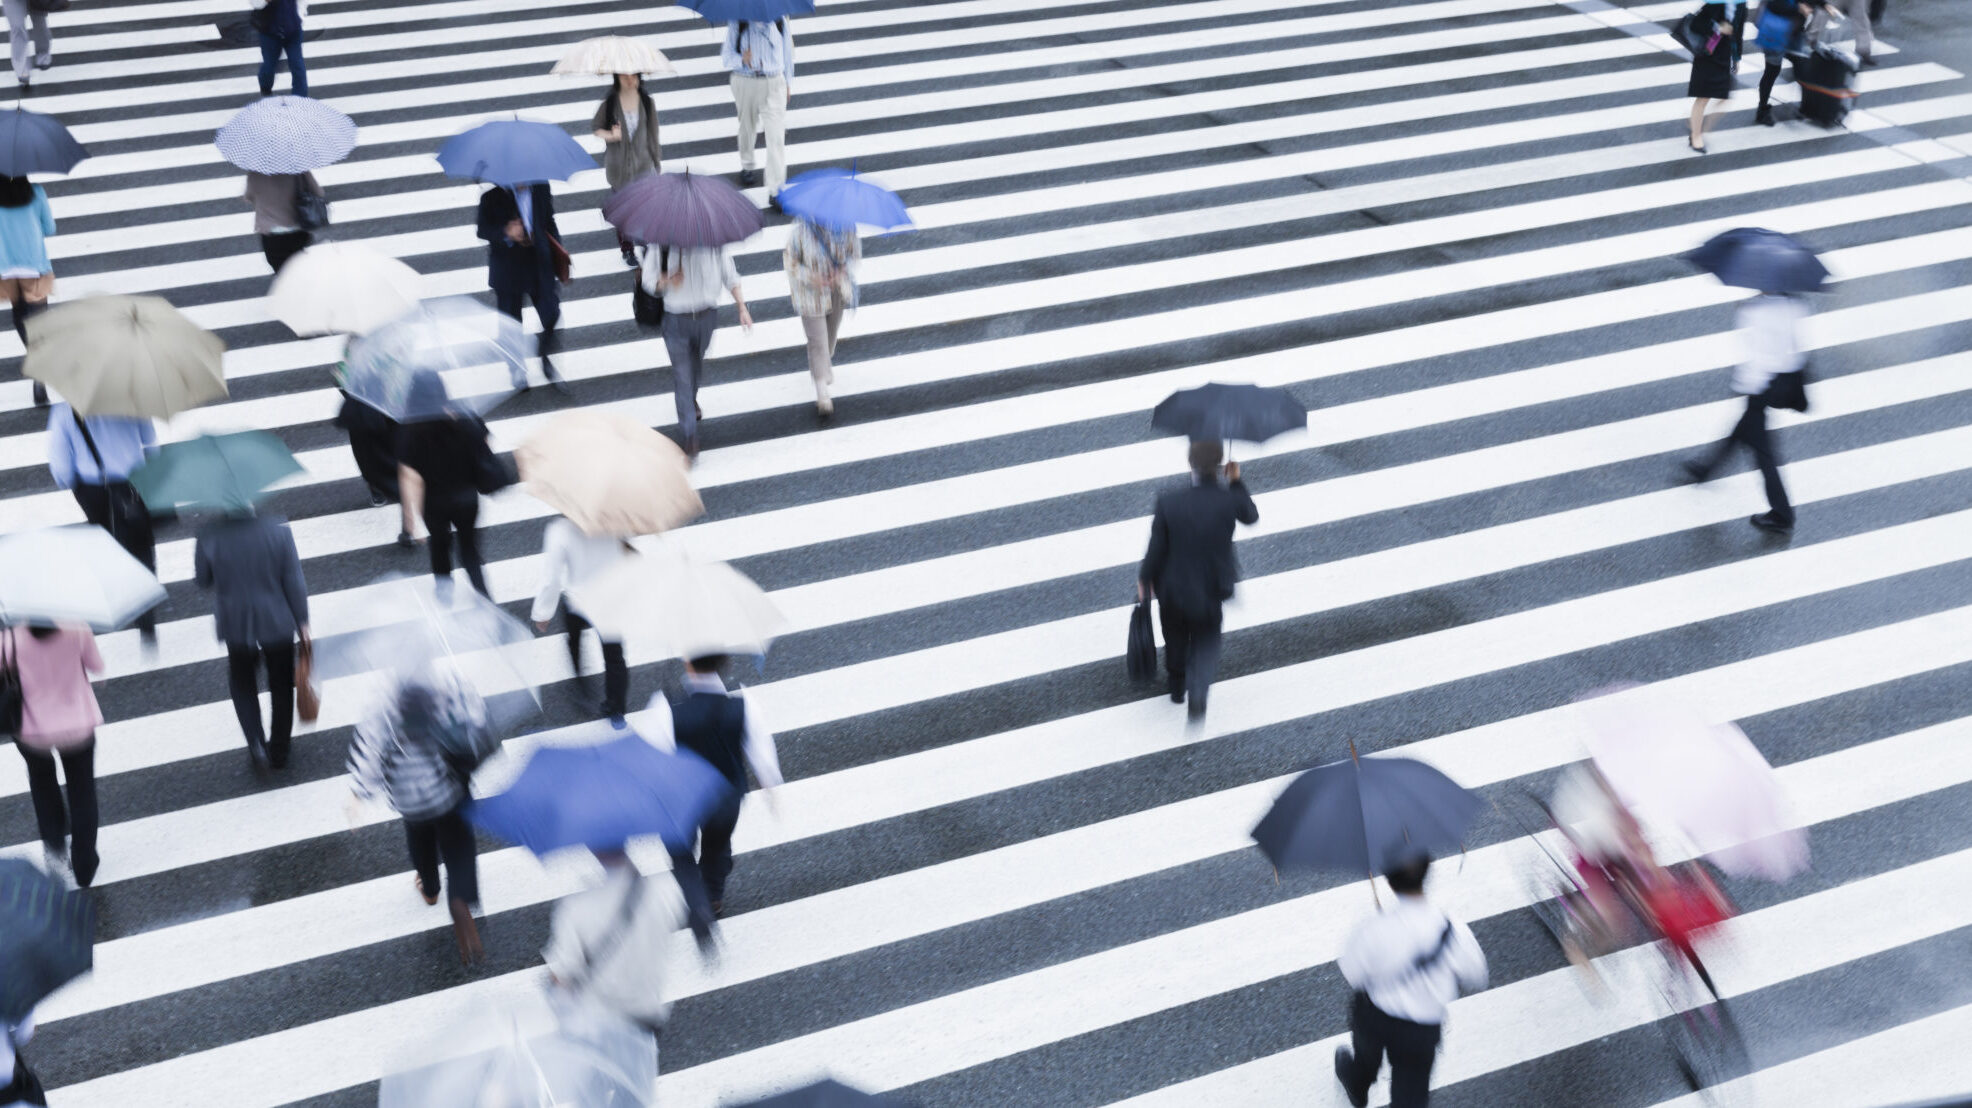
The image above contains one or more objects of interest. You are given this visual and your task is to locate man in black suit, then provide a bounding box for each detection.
[476,182,569,393]
[1138,440,1259,723]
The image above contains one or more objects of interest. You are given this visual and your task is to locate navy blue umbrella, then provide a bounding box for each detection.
[0,108,87,176]
[778,167,911,232]
[677,0,816,22]
[467,734,734,855]
[1252,750,1480,878]
[0,859,95,1022]
[737,1080,907,1107]
[1685,227,1828,294]
[603,168,763,248]
[1152,382,1305,444]
[437,120,596,186]
[216,95,356,175]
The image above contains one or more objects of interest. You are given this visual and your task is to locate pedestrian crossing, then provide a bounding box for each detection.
[2,0,1970,1103]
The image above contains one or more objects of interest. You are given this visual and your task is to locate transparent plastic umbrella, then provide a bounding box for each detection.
[377,1003,655,1108]
[342,297,531,422]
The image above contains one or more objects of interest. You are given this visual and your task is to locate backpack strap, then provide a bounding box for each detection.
[1409,918,1458,975]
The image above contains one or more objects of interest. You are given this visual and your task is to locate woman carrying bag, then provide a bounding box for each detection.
[1751,0,1830,125]
[0,174,55,406]
[591,74,661,268]
[5,622,104,888]
[1685,2,1744,153]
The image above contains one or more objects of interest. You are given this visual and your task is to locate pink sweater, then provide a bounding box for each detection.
[7,627,104,750]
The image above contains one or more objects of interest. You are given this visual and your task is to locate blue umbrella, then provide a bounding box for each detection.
[0,108,86,176]
[677,0,816,22]
[738,1080,905,1107]
[466,735,734,855]
[437,120,596,186]
[1685,227,1828,294]
[1152,382,1305,444]
[215,95,356,175]
[777,167,911,232]
[1251,749,1480,878]
[0,859,95,1023]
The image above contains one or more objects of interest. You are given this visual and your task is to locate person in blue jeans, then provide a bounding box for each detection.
[250,0,307,98]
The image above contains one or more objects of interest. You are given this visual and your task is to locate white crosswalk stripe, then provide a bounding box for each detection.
[2,0,1968,1104]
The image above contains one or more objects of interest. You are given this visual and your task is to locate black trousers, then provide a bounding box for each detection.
[404,806,479,906]
[17,738,97,887]
[564,610,628,718]
[1869,0,1885,22]
[227,641,296,761]
[1694,394,1794,525]
[1758,56,1784,108]
[1339,993,1443,1108]
[72,481,156,632]
[494,269,562,339]
[671,786,743,940]
[1158,602,1223,715]
[424,494,488,596]
[261,230,313,274]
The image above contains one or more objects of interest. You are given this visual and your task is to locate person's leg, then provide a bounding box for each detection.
[403,818,441,900]
[1383,1017,1443,1108]
[1688,97,1710,144]
[1185,611,1224,719]
[5,0,32,82]
[16,744,67,857]
[1689,400,1759,480]
[1337,992,1387,1107]
[662,313,699,446]
[670,837,716,944]
[452,496,488,597]
[762,76,788,196]
[799,311,834,406]
[60,741,97,887]
[698,791,743,907]
[226,643,269,750]
[1869,0,1885,24]
[563,609,589,678]
[28,5,46,67]
[14,289,44,405]
[1741,398,1794,526]
[284,31,307,96]
[1758,56,1783,110]
[107,484,157,635]
[599,639,628,720]
[435,808,479,905]
[824,293,844,360]
[493,286,524,323]
[1157,602,1191,703]
[424,500,454,582]
[688,311,715,415]
[533,271,565,386]
[263,641,295,767]
[732,75,760,175]
[257,32,281,94]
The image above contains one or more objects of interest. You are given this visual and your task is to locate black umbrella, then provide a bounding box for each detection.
[1152,383,1305,444]
[1685,227,1828,294]
[1251,745,1480,882]
[0,859,96,1022]
[0,109,87,177]
[738,1079,906,1107]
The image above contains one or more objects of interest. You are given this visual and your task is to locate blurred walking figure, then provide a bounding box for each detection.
[477,182,570,393]
[1682,290,1808,534]
[347,672,490,963]
[1,0,50,95]
[1334,852,1488,1108]
[1751,0,1819,125]
[194,509,311,770]
[249,0,308,97]
[0,175,54,406]
[783,215,857,417]
[332,384,418,545]
[396,375,494,598]
[1818,0,1875,64]
[665,654,782,947]
[644,243,751,459]
[244,169,323,274]
[5,623,103,887]
[593,75,662,267]
[544,848,687,1032]
[723,19,793,205]
[1137,440,1258,723]
[1685,2,1742,152]
[46,403,159,641]
[533,518,634,723]
[0,1013,42,1105]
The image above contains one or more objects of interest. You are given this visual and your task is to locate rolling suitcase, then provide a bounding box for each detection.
[1793,32,1859,128]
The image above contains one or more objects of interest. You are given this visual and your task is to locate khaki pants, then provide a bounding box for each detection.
[731,73,787,194]
[799,288,846,388]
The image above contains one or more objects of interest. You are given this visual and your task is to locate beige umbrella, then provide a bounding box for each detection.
[568,542,787,658]
[515,410,702,537]
[24,295,226,418]
[268,243,422,337]
[550,36,675,77]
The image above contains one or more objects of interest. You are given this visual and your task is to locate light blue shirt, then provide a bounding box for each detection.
[46,403,156,488]
[0,187,55,276]
[514,185,534,236]
[721,20,794,81]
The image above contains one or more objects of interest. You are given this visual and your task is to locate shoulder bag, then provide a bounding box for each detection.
[0,628,24,737]
[548,235,572,285]
[294,632,320,724]
[470,426,518,495]
[631,247,668,329]
[69,412,147,541]
[294,179,329,231]
[1762,364,1810,412]
[248,2,273,32]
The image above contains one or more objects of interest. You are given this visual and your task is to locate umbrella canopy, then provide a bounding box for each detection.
[1252,752,1481,877]
[438,119,596,186]
[677,0,817,21]
[467,735,733,855]
[379,1006,655,1108]
[0,859,95,1023]
[1577,686,1809,881]
[214,95,357,175]
[342,297,529,421]
[551,35,675,76]
[1686,227,1829,294]
[515,411,702,537]
[776,167,911,232]
[0,525,164,631]
[567,544,787,657]
[0,108,87,176]
[23,296,227,419]
[127,431,303,514]
[267,243,422,337]
[738,1080,906,1107]
[1152,383,1306,445]
[602,169,762,248]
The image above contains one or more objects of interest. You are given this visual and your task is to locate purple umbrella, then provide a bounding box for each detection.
[602,169,763,248]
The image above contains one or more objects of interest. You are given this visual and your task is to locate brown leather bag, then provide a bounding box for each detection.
[548,235,572,285]
[295,635,320,724]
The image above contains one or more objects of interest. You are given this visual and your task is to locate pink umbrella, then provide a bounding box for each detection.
[1575,684,1809,881]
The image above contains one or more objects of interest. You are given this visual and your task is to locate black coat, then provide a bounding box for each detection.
[1138,478,1259,618]
[193,514,310,647]
[476,185,561,296]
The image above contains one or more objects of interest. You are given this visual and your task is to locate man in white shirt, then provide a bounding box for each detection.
[1334,852,1488,1108]
[1681,292,1808,534]
[647,244,752,460]
[532,516,634,723]
[544,848,687,1033]
[664,653,782,948]
[720,19,794,202]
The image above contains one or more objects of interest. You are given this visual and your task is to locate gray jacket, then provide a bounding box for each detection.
[193,514,309,646]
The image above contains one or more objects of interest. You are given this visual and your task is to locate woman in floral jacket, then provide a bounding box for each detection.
[782,215,859,417]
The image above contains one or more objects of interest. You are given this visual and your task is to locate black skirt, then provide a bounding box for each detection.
[1688,39,1736,99]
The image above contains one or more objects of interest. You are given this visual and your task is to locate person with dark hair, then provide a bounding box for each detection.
[396,374,494,598]
[1,0,51,95]
[243,169,323,274]
[532,517,634,723]
[721,18,794,207]
[0,173,54,406]
[194,508,311,771]
[662,653,782,948]
[249,0,308,97]
[1137,439,1259,723]
[1681,290,1808,533]
[647,241,750,460]
[1685,1,1743,152]
[1334,852,1488,1108]
[1751,0,1827,127]
[5,622,104,888]
[592,73,662,268]
[46,402,159,641]
[476,181,570,392]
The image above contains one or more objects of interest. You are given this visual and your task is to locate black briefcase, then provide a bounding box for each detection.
[1126,600,1158,682]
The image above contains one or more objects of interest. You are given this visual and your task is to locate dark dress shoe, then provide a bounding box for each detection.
[247,741,272,772]
[1679,460,1710,485]
[31,381,46,405]
[1168,688,1185,704]
[737,168,761,188]
[1751,512,1794,534]
[1335,1047,1368,1108]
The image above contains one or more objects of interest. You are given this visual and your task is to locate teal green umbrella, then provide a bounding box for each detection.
[129,430,304,512]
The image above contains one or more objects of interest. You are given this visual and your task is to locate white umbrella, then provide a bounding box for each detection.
[568,543,786,658]
[0,525,166,630]
[267,243,422,337]
[550,36,674,77]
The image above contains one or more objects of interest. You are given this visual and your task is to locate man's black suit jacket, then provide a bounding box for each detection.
[1138,476,1260,619]
[476,184,561,295]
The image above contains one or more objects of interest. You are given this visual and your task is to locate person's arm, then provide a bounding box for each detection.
[591,99,618,143]
[780,23,795,84]
[279,525,310,631]
[1335,919,1374,990]
[194,533,215,589]
[34,189,53,237]
[531,523,567,627]
[1138,501,1169,598]
[346,716,388,801]
[1445,920,1489,993]
[719,23,742,71]
[540,186,561,244]
[736,693,784,789]
[723,249,751,329]
[1228,470,1258,526]
[474,190,506,246]
[45,410,76,490]
[77,630,103,677]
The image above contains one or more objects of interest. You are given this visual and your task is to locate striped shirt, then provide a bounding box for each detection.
[346,673,486,820]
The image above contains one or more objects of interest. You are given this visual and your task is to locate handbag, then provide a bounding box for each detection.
[1762,365,1810,413]
[1125,599,1157,682]
[0,628,23,738]
[469,422,518,495]
[295,634,320,724]
[26,0,69,11]
[1755,3,1797,52]
[630,246,668,329]
[1672,10,1710,53]
[248,2,273,31]
[293,180,328,231]
[548,235,572,284]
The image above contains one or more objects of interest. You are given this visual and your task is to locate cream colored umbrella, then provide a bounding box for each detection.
[567,542,787,658]
[268,243,423,337]
[515,410,702,537]
[24,295,226,418]
[550,36,675,77]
